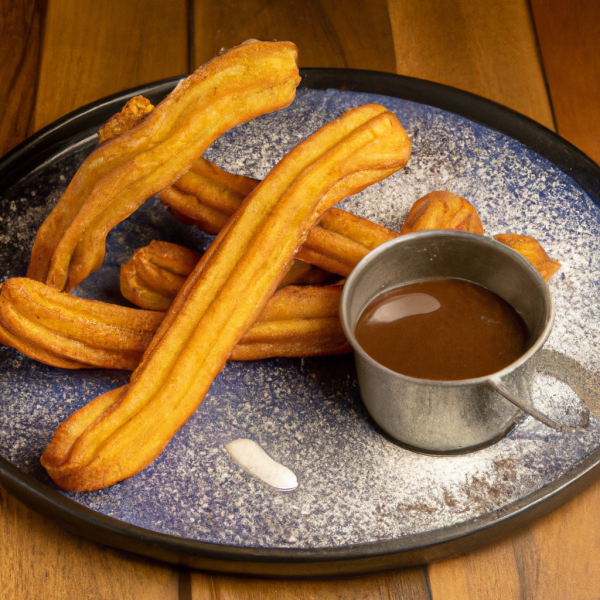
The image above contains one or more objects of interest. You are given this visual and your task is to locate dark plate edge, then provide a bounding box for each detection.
[299,69,600,206]
[1,68,599,576]
[2,446,600,577]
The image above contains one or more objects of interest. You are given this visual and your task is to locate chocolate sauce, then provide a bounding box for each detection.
[355,279,529,380]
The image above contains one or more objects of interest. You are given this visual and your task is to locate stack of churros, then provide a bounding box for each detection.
[0,39,561,492]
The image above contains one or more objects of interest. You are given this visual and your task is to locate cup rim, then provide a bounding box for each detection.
[340,230,555,387]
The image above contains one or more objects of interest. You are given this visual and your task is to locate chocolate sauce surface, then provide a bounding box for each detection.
[355,279,529,380]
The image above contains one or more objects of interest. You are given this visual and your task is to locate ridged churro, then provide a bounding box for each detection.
[494,234,561,282]
[120,240,330,311]
[400,191,484,235]
[98,95,402,278]
[0,278,163,370]
[0,278,349,369]
[27,40,300,291]
[41,104,412,491]
[162,161,398,277]
[120,242,202,311]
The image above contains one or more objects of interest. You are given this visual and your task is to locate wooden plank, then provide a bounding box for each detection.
[387,0,555,129]
[33,0,188,132]
[425,4,600,598]
[190,569,430,600]
[530,0,600,163]
[0,485,179,599]
[0,0,45,157]
[192,0,396,72]
[428,479,600,599]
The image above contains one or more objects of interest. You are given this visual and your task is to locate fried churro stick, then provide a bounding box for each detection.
[161,160,397,276]
[27,40,300,292]
[0,278,164,370]
[400,191,484,235]
[494,234,561,282]
[42,104,412,491]
[0,278,349,369]
[120,240,330,311]
[99,96,401,278]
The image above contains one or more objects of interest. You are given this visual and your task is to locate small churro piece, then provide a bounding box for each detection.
[120,241,202,311]
[494,234,561,282]
[400,191,484,235]
[120,240,330,311]
[42,104,411,491]
[0,278,349,369]
[97,96,154,145]
[27,40,300,291]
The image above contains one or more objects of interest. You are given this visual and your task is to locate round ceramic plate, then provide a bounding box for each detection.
[1,70,600,577]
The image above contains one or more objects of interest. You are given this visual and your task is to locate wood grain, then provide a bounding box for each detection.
[387,0,555,129]
[428,478,600,599]
[0,0,45,157]
[33,0,188,131]
[530,0,600,163]
[0,485,179,599]
[189,569,430,600]
[192,0,396,72]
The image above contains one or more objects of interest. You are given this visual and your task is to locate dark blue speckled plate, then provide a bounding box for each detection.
[1,71,600,576]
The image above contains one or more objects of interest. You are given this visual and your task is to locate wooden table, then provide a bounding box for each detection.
[1,1,599,597]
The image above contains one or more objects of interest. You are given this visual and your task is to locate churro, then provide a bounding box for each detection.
[27,40,300,291]
[41,104,411,491]
[0,278,163,370]
[400,191,484,235]
[0,278,349,369]
[494,234,561,282]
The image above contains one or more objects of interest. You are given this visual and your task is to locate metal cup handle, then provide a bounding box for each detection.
[487,349,599,432]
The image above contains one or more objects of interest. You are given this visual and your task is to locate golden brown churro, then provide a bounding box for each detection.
[99,96,402,278]
[120,242,202,311]
[494,234,561,282]
[0,278,349,369]
[400,191,484,235]
[0,278,163,370]
[27,40,300,292]
[97,96,154,145]
[41,104,412,491]
[163,163,398,277]
[120,240,330,311]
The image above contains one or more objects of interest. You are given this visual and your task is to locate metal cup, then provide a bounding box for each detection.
[340,230,589,454]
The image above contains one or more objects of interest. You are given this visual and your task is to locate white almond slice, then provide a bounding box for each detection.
[225,439,298,492]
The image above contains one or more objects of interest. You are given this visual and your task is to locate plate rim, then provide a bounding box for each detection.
[1,68,599,577]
